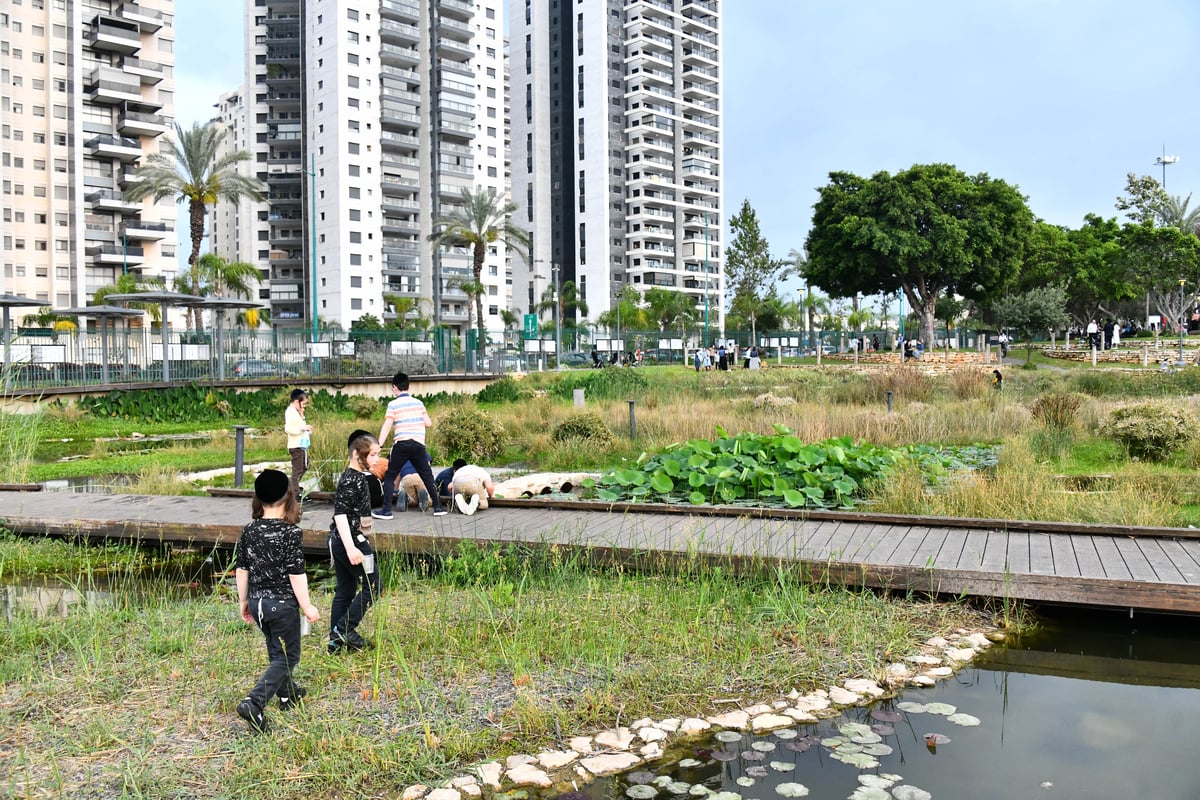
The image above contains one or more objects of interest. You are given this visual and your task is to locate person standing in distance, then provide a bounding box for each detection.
[374,372,447,519]
[284,389,312,502]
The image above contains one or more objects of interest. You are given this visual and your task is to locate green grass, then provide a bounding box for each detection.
[0,535,1002,797]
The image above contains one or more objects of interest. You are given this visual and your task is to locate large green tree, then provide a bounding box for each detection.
[1117,222,1200,331]
[805,163,1034,346]
[724,199,782,343]
[990,285,1070,366]
[644,287,695,340]
[125,122,264,329]
[429,187,531,358]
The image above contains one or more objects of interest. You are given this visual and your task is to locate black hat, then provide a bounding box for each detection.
[254,469,291,504]
[348,429,372,449]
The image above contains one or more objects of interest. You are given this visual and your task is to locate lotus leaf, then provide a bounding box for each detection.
[890,787,932,800]
[626,786,658,799]
[650,472,674,493]
[627,772,657,785]
[769,761,796,771]
[735,778,755,788]
[775,783,810,797]
[774,729,797,740]
[711,793,742,800]
[858,775,899,789]
[677,759,702,768]
[849,789,890,800]
[665,783,692,795]
[715,731,742,743]
[862,744,893,756]
[838,723,873,738]
[896,702,927,713]
[746,766,769,778]
[947,713,981,727]
[923,703,956,716]
[750,741,776,752]
[831,751,880,769]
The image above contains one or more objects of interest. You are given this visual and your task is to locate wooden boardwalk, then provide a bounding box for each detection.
[3,490,1200,614]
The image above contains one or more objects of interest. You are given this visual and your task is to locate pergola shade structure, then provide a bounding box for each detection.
[51,305,145,384]
[103,291,205,384]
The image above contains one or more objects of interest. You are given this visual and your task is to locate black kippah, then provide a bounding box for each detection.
[254,469,290,504]
[348,428,372,449]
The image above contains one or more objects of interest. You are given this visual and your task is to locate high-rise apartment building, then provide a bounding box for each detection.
[511,0,723,333]
[0,1,178,312]
[216,0,507,334]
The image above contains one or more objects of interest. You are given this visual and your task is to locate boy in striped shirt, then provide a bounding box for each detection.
[373,372,447,519]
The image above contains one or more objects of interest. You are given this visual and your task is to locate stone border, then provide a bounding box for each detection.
[398,628,1005,798]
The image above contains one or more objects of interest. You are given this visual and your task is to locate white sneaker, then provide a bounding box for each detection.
[454,492,480,516]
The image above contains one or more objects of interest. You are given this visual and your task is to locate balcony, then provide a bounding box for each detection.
[381,0,420,22]
[87,17,142,54]
[381,19,420,44]
[118,2,164,32]
[120,56,164,84]
[87,244,144,265]
[86,135,144,161]
[87,189,142,213]
[381,44,420,66]
[122,220,172,240]
[435,37,472,59]
[439,17,472,41]
[435,0,473,20]
[381,175,420,196]
[85,69,143,104]
[118,108,169,137]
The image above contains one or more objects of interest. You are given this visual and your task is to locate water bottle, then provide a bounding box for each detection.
[298,431,310,449]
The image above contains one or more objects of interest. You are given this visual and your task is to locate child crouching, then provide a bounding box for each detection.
[234,469,319,733]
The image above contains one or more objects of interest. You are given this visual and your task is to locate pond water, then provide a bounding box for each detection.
[589,608,1200,800]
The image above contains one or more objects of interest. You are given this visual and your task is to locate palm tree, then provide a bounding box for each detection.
[187,253,260,330]
[125,122,265,329]
[536,280,589,349]
[428,187,531,359]
[383,294,427,331]
[1161,194,1200,235]
[644,287,696,341]
[452,278,488,355]
[94,272,166,324]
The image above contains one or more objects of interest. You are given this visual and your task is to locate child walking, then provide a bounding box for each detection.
[234,469,319,733]
[328,430,384,653]
[373,371,447,519]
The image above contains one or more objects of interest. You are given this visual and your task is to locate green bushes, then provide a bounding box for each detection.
[475,377,523,405]
[1029,392,1083,431]
[550,367,647,401]
[79,386,352,423]
[434,404,506,462]
[1100,402,1200,460]
[347,395,383,418]
[551,412,615,446]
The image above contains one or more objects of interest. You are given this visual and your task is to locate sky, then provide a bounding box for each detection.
[174,1,1200,293]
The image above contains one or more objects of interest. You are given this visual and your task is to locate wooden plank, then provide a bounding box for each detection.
[980,529,1010,572]
[858,525,911,565]
[797,519,842,560]
[1134,538,1187,585]
[1173,539,1200,581]
[842,523,892,562]
[932,528,967,569]
[957,529,988,570]
[1069,535,1105,579]
[1006,531,1030,574]
[1113,537,1159,582]
[908,526,947,568]
[1047,533,1081,578]
[1090,536,1133,581]
[884,525,927,566]
[822,522,859,561]
[1028,532,1057,575]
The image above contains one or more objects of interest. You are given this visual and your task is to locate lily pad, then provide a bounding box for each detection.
[665,783,692,795]
[850,732,883,745]
[924,702,957,716]
[896,702,927,714]
[626,786,658,799]
[774,729,797,740]
[891,787,932,800]
[628,772,657,786]
[740,750,765,761]
[751,741,777,752]
[689,786,712,797]
[870,724,896,737]
[653,777,674,788]
[849,789,890,800]
[711,749,738,762]
[859,775,899,789]
[735,778,755,788]
[862,743,894,756]
[870,709,903,723]
[677,759,703,769]
[776,783,810,798]
[711,792,742,800]
[831,751,880,769]
[783,740,811,753]
[839,723,873,739]
[745,767,769,778]
[715,731,743,743]
[769,761,796,772]
[947,713,981,727]
[820,736,847,748]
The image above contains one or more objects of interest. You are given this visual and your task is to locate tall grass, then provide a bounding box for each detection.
[0,408,42,484]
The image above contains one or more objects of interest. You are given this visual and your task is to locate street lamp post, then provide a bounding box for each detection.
[1179,278,1188,367]
[307,153,319,346]
[703,213,710,348]
[1156,148,1179,189]
[552,263,563,371]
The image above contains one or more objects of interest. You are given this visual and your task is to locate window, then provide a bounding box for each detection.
[350,276,362,287]
[347,53,359,65]
[347,8,358,20]
[347,31,359,43]
[32,52,45,64]
[348,75,359,88]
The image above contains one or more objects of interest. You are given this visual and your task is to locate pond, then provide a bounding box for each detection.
[588,608,1200,800]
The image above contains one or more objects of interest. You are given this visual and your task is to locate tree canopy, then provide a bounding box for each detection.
[804,163,1033,345]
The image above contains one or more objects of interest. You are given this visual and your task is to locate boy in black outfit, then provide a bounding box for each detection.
[234,469,320,733]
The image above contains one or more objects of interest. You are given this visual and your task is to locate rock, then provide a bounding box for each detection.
[401,785,428,800]
[427,789,461,800]
[594,727,635,750]
[657,718,680,733]
[772,700,790,710]
[792,694,831,713]
[944,647,976,662]
[636,727,668,743]
[783,708,817,723]
[459,784,481,798]
[786,689,801,700]
[828,686,860,705]
[927,666,954,677]
[537,750,578,770]
[630,717,655,729]
[568,736,593,754]
[843,679,884,698]
[580,752,642,776]
[744,703,773,715]
[640,742,664,760]
[506,763,552,788]
[678,718,712,735]
[450,776,478,790]
[505,754,535,769]
[474,764,502,789]
[925,636,949,648]
[909,675,936,687]
[908,654,942,665]
[750,713,795,732]
[964,632,993,648]
[986,630,1008,643]
[706,710,750,730]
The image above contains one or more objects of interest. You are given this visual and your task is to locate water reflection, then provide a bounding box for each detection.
[594,610,1200,800]
[0,581,116,619]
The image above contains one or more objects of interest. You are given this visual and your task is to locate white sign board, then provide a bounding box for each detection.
[389,340,433,355]
[595,338,612,352]
[33,344,66,363]
[307,341,331,358]
[335,340,355,356]
[522,339,556,353]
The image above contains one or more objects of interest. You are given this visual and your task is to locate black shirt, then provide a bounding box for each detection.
[330,467,371,538]
[236,518,305,600]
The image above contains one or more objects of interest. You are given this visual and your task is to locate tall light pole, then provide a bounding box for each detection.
[1179,278,1187,367]
[307,153,319,345]
[1156,148,1179,189]
[553,262,562,371]
[703,213,710,347]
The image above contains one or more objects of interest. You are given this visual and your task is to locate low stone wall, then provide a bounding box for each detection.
[1042,345,1200,364]
[824,351,992,366]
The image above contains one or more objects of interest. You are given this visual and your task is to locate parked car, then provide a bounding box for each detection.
[642,348,683,363]
[559,351,592,366]
[232,358,282,378]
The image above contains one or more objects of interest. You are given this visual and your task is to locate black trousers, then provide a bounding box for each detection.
[328,530,380,637]
[380,439,443,513]
[248,595,302,709]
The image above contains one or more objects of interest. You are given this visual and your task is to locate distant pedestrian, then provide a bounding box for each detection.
[374,372,446,519]
[284,389,312,502]
[992,369,1003,391]
[234,469,319,733]
[328,430,383,654]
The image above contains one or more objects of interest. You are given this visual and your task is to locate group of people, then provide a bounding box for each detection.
[900,337,925,360]
[234,372,494,733]
[694,343,737,371]
[1084,319,1121,350]
[590,348,643,368]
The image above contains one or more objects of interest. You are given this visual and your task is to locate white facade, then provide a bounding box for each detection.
[208,89,258,271]
[510,0,723,333]
[0,0,178,314]
[223,0,507,335]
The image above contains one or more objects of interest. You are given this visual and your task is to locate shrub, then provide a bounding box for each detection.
[347,395,383,418]
[947,368,989,400]
[1029,392,1083,432]
[435,405,506,462]
[550,411,616,446]
[476,377,522,405]
[864,368,936,404]
[551,368,647,401]
[1100,402,1200,460]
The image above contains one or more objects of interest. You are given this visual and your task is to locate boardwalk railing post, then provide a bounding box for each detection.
[233,425,248,487]
[886,391,893,414]
[627,399,636,441]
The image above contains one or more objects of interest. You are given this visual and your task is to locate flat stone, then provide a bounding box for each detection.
[828,686,860,705]
[927,666,954,677]
[678,718,712,735]
[568,736,593,754]
[783,708,817,723]
[744,703,774,715]
[427,789,460,800]
[450,776,478,790]
[401,786,428,800]
[537,750,578,770]
[925,636,950,648]
[474,763,502,789]
[707,710,750,730]
[640,742,664,760]
[594,727,635,750]
[657,718,681,733]
[792,694,831,713]
[506,763,552,788]
[964,632,993,648]
[750,713,795,732]
[636,727,668,743]
[908,654,942,665]
[630,717,655,729]
[580,752,642,776]
[459,784,481,798]
[505,754,535,769]
[944,647,976,662]
[843,679,884,697]
[909,675,936,687]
